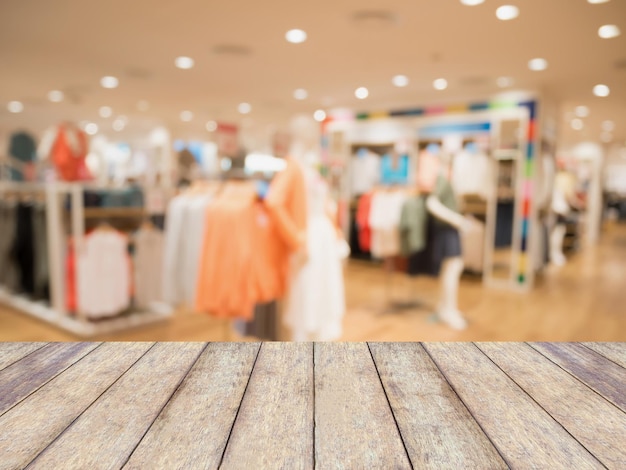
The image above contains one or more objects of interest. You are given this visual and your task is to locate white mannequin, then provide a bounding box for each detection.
[550,160,582,266]
[419,143,476,330]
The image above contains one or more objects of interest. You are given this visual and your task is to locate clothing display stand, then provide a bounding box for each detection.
[0,181,172,337]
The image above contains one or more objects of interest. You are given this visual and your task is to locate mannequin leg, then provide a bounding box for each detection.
[437,257,467,330]
[550,224,567,266]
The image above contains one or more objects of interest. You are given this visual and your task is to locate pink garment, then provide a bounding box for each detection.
[417,150,440,193]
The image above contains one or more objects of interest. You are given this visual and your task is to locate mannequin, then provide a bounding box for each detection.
[416,144,476,330]
[550,158,583,266]
[38,122,91,182]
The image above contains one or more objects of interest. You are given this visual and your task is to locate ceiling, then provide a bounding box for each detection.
[0,0,625,148]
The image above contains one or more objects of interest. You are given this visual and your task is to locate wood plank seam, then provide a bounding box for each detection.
[474,343,606,468]
[312,342,316,470]
[579,343,626,371]
[23,342,157,468]
[421,343,513,469]
[120,342,210,468]
[0,343,104,419]
[217,341,263,469]
[366,342,415,470]
[0,343,49,374]
[526,342,626,414]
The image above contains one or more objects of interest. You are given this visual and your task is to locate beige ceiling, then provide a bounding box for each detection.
[0,0,625,146]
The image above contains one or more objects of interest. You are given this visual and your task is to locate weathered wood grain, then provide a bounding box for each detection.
[314,342,411,469]
[220,342,314,470]
[0,342,154,470]
[530,342,626,412]
[0,342,100,416]
[123,342,260,470]
[368,342,507,469]
[26,342,205,470]
[423,343,604,469]
[0,343,47,371]
[478,342,626,469]
[581,342,626,369]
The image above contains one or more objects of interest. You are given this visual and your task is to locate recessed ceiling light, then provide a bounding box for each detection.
[601,132,613,143]
[285,29,307,44]
[593,84,610,97]
[528,58,548,71]
[113,118,126,131]
[206,120,218,132]
[598,25,621,39]
[314,110,326,122]
[175,56,195,69]
[496,76,514,88]
[392,75,409,87]
[238,102,252,114]
[575,106,590,118]
[137,100,150,111]
[355,87,369,99]
[433,78,448,90]
[602,120,615,131]
[293,88,308,100]
[99,106,113,118]
[117,115,128,124]
[85,123,99,135]
[100,76,119,89]
[588,0,610,4]
[571,119,584,130]
[180,111,193,122]
[48,90,64,103]
[496,5,520,20]
[460,0,485,5]
[7,101,23,113]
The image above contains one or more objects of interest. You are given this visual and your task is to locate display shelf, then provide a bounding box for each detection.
[82,207,146,219]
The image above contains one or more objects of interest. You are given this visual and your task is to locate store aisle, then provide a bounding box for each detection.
[1,224,625,342]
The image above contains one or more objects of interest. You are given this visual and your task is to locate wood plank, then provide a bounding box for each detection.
[0,342,154,470]
[314,342,411,469]
[423,343,604,469]
[530,342,626,412]
[0,342,100,416]
[123,342,260,469]
[0,343,48,371]
[581,342,626,369]
[26,342,206,469]
[220,343,314,469]
[368,342,507,469]
[478,342,626,469]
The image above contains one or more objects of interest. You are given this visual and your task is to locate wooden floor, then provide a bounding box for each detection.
[1,223,626,341]
[0,342,624,469]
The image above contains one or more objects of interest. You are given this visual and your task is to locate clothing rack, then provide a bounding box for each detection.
[0,181,172,337]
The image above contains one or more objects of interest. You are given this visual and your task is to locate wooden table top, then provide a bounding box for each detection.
[0,342,624,469]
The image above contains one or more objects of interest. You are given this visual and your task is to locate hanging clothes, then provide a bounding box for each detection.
[283,166,346,341]
[133,226,164,309]
[451,148,494,199]
[11,202,36,295]
[0,200,19,291]
[8,132,37,181]
[76,229,132,318]
[380,154,410,186]
[32,203,50,300]
[40,124,91,182]
[355,192,373,252]
[368,189,408,259]
[350,149,380,196]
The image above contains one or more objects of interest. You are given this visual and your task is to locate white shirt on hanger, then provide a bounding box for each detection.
[369,190,407,258]
[451,150,494,199]
[350,150,380,196]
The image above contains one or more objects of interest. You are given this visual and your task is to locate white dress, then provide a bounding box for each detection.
[284,166,346,341]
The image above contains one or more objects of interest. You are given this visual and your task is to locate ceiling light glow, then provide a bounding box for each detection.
[99,106,113,118]
[314,110,326,122]
[460,0,485,5]
[528,58,548,71]
[598,24,621,39]
[48,90,64,103]
[497,76,514,88]
[601,132,613,143]
[285,29,307,44]
[293,88,308,100]
[602,120,615,132]
[85,123,99,135]
[571,119,584,130]
[238,102,252,114]
[206,120,218,132]
[100,76,119,89]
[496,5,520,20]
[575,106,590,118]
[355,87,369,99]
[433,78,448,90]
[392,75,409,87]
[7,101,23,113]
[593,84,610,97]
[180,111,193,122]
[113,119,125,131]
[175,56,195,69]
[587,0,610,4]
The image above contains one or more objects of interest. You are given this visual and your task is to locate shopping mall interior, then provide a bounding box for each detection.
[1,0,625,342]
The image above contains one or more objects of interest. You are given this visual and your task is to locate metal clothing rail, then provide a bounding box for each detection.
[0,182,172,337]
